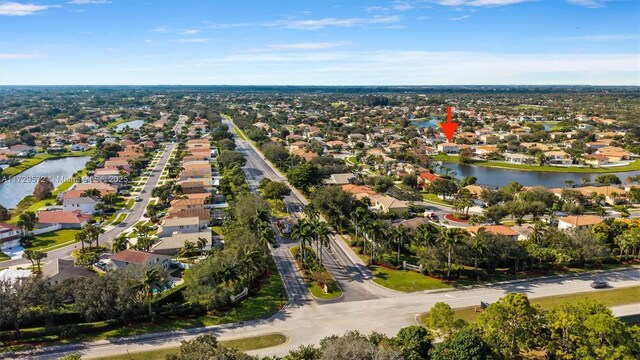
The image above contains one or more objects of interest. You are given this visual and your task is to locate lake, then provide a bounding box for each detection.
[0,156,90,209]
[115,119,145,131]
[441,162,640,188]
[412,116,441,129]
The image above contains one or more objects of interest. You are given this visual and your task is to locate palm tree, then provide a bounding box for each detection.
[364,220,383,264]
[351,207,368,246]
[438,228,467,280]
[527,221,547,245]
[111,234,129,253]
[140,267,163,318]
[257,223,275,256]
[196,237,208,255]
[178,240,198,262]
[415,223,437,249]
[469,229,489,281]
[75,231,87,252]
[292,218,313,269]
[81,188,101,198]
[392,225,410,266]
[564,179,574,188]
[312,220,330,267]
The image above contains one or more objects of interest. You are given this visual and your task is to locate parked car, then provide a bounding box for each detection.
[590,279,608,289]
[135,197,142,202]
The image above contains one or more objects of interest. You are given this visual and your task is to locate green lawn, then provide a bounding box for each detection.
[370,265,451,292]
[419,285,640,325]
[1,261,285,352]
[290,246,342,300]
[28,229,81,251]
[93,333,288,360]
[421,192,452,206]
[429,154,640,174]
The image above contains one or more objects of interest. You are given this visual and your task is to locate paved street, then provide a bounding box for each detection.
[16,267,640,359]
[0,117,184,268]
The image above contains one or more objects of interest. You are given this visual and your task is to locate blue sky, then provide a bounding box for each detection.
[1,0,639,85]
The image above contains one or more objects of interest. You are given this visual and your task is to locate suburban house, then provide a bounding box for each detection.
[371,194,409,215]
[62,197,98,215]
[437,142,462,154]
[166,207,211,228]
[558,215,603,230]
[73,182,118,195]
[392,217,430,233]
[0,222,21,250]
[36,210,92,229]
[467,225,519,241]
[109,250,172,270]
[156,217,201,237]
[584,154,609,166]
[324,173,356,185]
[417,172,442,190]
[70,143,91,151]
[180,161,212,180]
[43,259,95,286]
[151,231,212,256]
[505,153,533,164]
[542,151,572,165]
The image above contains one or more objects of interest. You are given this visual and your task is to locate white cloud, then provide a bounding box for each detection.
[180,29,201,35]
[0,2,59,16]
[67,0,111,4]
[172,38,210,43]
[267,41,351,50]
[152,26,169,33]
[0,53,39,59]
[267,15,401,30]
[449,15,471,20]
[566,0,609,8]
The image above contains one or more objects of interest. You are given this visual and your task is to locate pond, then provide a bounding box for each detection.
[441,162,640,188]
[0,156,90,209]
[412,116,441,129]
[114,119,145,131]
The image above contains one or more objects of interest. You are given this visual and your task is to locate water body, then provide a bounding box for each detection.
[0,156,90,208]
[115,119,145,131]
[412,116,441,129]
[442,162,640,188]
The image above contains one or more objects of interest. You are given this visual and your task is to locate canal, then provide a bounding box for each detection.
[0,156,90,209]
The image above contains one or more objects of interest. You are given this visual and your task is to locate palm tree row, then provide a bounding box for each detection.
[75,223,105,252]
[291,207,331,270]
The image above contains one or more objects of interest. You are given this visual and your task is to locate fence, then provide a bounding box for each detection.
[230,287,249,303]
[30,224,62,236]
[402,260,422,272]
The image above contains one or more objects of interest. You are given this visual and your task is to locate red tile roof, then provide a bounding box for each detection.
[37,211,91,225]
[110,249,153,264]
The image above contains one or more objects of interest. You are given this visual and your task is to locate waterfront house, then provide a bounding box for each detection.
[505,153,533,164]
[62,196,97,215]
[437,142,462,154]
[0,222,21,250]
[36,210,92,229]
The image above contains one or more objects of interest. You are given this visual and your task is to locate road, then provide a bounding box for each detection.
[0,117,184,268]
[15,268,640,359]
[223,118,394,303]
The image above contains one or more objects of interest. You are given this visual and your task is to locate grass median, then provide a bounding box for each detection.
[93,333,288,360]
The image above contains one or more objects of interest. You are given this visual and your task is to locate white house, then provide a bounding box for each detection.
[0,222,21,250]
[505,153,533,164]
[437,143,462,154]
[62,197,97,215]
[156,217,201,237]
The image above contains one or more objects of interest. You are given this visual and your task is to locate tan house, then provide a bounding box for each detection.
[558,215,603,230]
[371,194,409,215]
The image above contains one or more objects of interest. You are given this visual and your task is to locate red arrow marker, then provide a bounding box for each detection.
[439,106,458,142]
